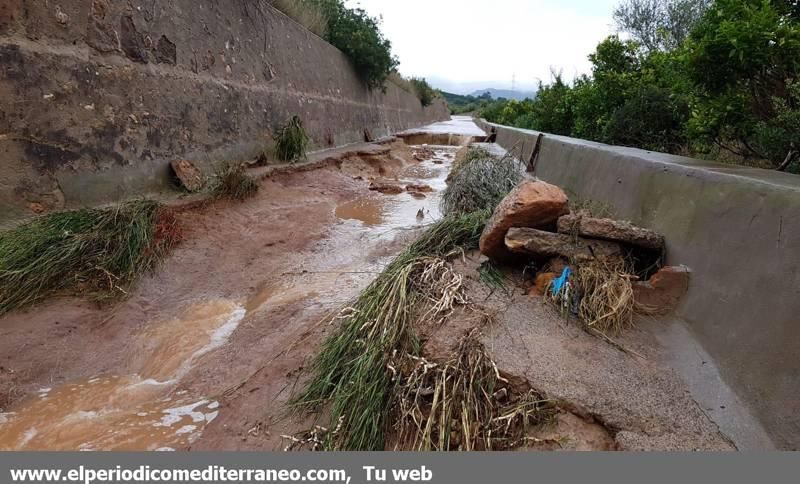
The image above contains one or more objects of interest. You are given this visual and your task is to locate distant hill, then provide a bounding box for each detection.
[468,88,536,100]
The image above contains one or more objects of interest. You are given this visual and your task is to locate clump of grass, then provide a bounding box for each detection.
[212,163,259,201]
[0,200,181,315]
[553,258,636,335]
[269,0,328,37]
[392,330,555,451]
[442,149,522,216]
[275,116,310,163]
[293,210,490,450]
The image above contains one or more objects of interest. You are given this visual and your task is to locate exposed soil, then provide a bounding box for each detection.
[0,120,735,451]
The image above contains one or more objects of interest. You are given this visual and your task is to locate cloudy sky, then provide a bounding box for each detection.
[345,0,618,94]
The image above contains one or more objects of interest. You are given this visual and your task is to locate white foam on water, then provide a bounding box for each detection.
[173,307,247,380]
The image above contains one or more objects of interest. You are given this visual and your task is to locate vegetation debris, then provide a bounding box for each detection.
[0,200,181,315]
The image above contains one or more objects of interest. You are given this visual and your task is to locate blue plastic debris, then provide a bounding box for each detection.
[550,267,572,297]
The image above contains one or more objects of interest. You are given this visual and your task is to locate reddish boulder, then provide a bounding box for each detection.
[633,266,690,314]
[479,180,569,261]
[170,159,204,192]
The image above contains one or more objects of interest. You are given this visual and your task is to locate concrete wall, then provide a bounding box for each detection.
[477,120,800,450]
[0,0,448,223]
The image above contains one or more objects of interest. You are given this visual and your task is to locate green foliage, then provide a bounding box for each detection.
[409,77,438,107]
[684,0,800,166]
[212,163,259,201]
[307,0,398,89]
[613,0,711,51]
[274,116,310,163]
[0,201,180,314]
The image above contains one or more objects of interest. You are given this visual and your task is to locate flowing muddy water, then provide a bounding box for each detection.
[335,146,454,231]
[0,144,459,451]
[0,300,245,451]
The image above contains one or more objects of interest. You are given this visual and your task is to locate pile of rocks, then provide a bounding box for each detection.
[478,180,688,314]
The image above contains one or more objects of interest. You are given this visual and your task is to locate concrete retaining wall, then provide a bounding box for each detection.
[477,120,800,450]
[0,0,448,223]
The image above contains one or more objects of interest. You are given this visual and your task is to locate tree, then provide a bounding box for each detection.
[613,0,711,51]
[684,0,800,167]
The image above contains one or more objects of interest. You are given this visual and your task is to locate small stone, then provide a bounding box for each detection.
[170,159,204,192]
[633,266,690,314]
[405,184,433,193]
[368,182,403,195]
[29,203,45,214]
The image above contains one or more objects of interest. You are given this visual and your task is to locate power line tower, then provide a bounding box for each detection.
[511,73,517,92]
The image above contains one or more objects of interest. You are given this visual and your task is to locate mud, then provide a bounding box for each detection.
[0,140,459,451]
[0,119,738,451]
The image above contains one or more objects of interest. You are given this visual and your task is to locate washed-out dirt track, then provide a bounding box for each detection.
[0,126,733,451]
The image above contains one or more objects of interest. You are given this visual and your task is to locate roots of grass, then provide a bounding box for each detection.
[0,200,181,315]
[392,331,555,451]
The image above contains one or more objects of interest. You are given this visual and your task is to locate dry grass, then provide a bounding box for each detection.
[392,330,555,451]
[292,211,490,450]
[567,258,637,335]
[269,0,328,37]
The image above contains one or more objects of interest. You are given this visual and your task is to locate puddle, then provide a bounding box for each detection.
[335,197,386,226]
[334,146,456,234]
[0,300,244,451]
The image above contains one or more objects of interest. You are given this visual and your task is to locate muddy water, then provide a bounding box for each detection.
[0,145,459,452]
[335,146,455,231]
[0,300,245,451]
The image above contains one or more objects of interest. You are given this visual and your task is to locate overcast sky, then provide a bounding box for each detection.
[345,0,618,94]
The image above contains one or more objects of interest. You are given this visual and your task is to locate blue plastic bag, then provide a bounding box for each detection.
[551,267,572,297]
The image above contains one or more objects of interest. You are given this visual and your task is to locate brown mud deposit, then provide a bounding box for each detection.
[0,141,459,451]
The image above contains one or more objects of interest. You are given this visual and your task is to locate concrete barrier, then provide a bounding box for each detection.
[0,0,448,224]
[476,119,800,450]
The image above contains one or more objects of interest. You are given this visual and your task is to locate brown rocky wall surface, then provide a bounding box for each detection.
[0,0,449,223]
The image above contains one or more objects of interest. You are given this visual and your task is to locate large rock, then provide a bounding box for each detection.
[479,180,569,261]
[633,266,690,314]
[505,227,624,261]
[170,159,204,192]
[557,214,664,250]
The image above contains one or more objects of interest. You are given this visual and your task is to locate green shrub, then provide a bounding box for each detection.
[274,116,310,163]
[409,77,437,107]
[308,0,398,89]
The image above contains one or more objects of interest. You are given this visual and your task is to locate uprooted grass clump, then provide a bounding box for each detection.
[549,257,643,336]
[292,210,491,450]
[442,148,522,216]
[274,116,310,163]
[0,200,181,315]
[392,331,555,451]
[212,163,259,201]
